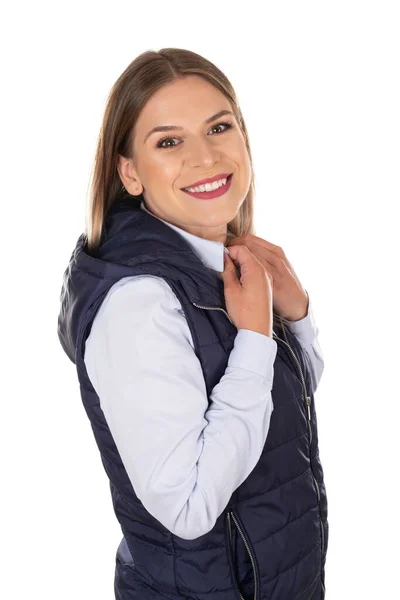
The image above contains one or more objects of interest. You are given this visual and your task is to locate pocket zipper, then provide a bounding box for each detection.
[227,511,258,600]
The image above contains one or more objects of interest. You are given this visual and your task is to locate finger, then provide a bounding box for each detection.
[234,247,279,275]
[227,244,264,278]
[246,235,285,257]
[230,235,285,260]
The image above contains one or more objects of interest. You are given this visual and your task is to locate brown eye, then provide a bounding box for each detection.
[156,136,180,149]
[210,122,233,135]
[156,121,234,149]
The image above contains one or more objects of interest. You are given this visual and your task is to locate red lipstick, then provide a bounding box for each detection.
[181,174,233,201]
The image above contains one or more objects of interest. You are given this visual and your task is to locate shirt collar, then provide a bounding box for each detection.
[140,200,226,277]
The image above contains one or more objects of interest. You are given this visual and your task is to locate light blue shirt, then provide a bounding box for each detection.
[83,201,324,540]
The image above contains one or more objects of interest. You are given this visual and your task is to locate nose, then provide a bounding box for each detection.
[185,137,220,168]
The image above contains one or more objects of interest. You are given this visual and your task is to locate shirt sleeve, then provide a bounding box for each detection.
[84,274,277,541]
[284,291,324,394]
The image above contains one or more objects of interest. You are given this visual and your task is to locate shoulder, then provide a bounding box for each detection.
[86,274,189,351]
[98,274,182,316]
[84,274,193,367]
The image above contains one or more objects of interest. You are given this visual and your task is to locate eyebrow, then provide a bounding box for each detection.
[143,109,235,144]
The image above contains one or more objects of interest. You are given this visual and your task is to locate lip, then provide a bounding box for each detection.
[181,172,232,190]
[181,173,233,201]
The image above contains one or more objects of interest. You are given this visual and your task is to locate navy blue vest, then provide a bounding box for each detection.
[57,196,328,600]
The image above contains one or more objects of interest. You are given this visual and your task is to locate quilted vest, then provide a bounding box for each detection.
[57,196,328,600]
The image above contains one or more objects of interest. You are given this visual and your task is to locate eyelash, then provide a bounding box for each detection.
[156,121,234,149]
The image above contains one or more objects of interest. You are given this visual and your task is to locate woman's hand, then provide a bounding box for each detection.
[221,244,274,337]
[227,234,309,322]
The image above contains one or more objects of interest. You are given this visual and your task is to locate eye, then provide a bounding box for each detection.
[156,120,234,149]
[209,121,233,135]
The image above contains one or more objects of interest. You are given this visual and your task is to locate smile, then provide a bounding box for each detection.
[181,174,233,201]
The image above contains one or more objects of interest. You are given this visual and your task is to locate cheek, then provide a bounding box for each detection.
[238,147,252,177]
[143,157,179,184]
[229,138,250,163]
[231,145,252,182]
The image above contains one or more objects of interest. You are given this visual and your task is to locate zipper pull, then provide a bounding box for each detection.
[305,396,311,421]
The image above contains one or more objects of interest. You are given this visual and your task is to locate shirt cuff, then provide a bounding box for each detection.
[228,329,278,382]
[284,294,318,348]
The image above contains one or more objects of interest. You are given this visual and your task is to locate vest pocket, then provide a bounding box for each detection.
[226,511,258,600]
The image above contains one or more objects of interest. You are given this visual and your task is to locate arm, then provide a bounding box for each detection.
[84,275,277,541]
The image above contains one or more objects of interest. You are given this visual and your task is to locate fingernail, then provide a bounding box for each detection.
[223,247,230,254]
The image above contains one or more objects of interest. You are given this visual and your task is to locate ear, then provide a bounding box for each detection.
[117,154,142,195]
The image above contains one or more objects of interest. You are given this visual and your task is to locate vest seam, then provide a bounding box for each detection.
[260,537,320,586]
[265,429,308,452]
[172,541,226,553]
[236,465,311,505]
[291,567,322,600]
[121,535,175,555]
[120,565,181,599]
[115,534,227,556]
[258,501,319,544]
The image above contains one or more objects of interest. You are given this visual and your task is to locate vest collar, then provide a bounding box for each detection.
[81,195,226,307]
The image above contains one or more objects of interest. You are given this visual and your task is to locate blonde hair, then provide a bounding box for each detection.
[85,47,294,328]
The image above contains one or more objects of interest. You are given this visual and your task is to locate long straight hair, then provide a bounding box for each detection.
[85,47,294,328]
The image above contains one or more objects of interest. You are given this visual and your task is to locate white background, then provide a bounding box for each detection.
[1,1,399,598]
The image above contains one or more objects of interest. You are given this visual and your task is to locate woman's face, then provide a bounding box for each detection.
[118,75,252,244]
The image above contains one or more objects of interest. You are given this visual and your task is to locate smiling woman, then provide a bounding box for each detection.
[115,75,253,245]
[58,47,328,600]
[85,49,257,252]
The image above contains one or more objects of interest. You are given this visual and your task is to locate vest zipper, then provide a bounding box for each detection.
[192,302,234,325]
[227,511,258,600]
[274,319,325,565]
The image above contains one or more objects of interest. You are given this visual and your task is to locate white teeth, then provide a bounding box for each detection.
[184,177,228,193]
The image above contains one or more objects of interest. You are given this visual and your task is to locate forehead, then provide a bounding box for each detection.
[136,76,232,134]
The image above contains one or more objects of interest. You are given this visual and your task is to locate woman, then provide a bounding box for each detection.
[57,48,328,600]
